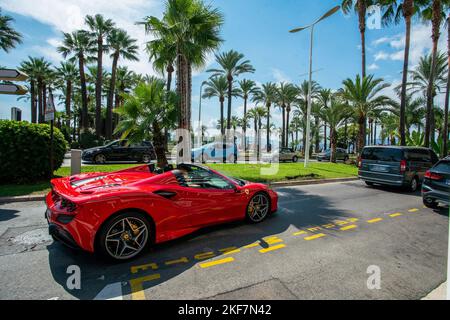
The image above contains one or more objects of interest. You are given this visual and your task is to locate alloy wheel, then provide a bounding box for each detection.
[95,154,106,164]
[105,217,148,260]
[247,194,270,223]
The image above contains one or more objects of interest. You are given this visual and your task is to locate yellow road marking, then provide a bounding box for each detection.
[199,257,234,268]
[194,252,216,260]
[367,218,383,224]
[259,244,286,253]
[219,247,241,255]
[322,224,335,229]
[304,233,326,241]
[334,220,349,226]
[243,242,259,249]
[307,226,321,232]
[130,263,158,274]
[165,257,189,266]
[340,224,357,231]
[408,208,419,212]
[293,230,307,236]
[347,218,359,223]
[389,213,402,218]
[263,236,283,245]
[130,273,161,300]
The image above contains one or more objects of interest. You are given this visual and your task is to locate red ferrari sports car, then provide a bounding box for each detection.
[45,163,278,261]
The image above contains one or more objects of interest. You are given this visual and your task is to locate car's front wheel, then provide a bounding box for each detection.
[97,212,152,261]
[292,156,298,163]
[94,153,106,164]
[246,193,270,223]
[409,177,419,192]
[141,153,152,163]
[423,198,439,209]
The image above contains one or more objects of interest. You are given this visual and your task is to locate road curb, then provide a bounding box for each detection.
[0,177,359,204]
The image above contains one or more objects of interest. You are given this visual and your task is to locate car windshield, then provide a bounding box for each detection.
[105,140,120,147]
[361,148,403,162]
[433,161,450,173]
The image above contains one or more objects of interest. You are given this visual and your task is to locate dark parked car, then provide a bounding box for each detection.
[358,146,439,192]
[317,148,349,162]
[82,140,156,164]
[422,157,450,208]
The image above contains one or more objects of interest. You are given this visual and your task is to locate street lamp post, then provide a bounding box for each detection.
[290,5,340,168]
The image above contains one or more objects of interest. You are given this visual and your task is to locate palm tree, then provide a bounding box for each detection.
[55,61,78,128]
[237,79,259,152]
[405,52,448,95]
[296,80,321,153]
[58,30,95,130]
[341,74,393,153]
[19,57,39,123]
[115,79,178,168]
[387,93,425,134]
[317,88,333,150]
[421,0,448,146]
[247,106,267,161]
[319,98,350,162]
[145,35,176,92]
[0,8,22,52]
[378,0,423,146]
[141,0,224,162]
[85,14,115,138]
[444,13,450,156]
[208,50,255,135]
[341,0,375,78]
[276,83,297,148]
[106,28,139,139]
[202,76,233,135]
[253,82,278,152]
[380,112,399,145]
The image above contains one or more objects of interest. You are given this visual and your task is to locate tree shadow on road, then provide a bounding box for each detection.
[45,185,382,300]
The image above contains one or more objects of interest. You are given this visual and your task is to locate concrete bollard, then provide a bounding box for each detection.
[71,149,82,176]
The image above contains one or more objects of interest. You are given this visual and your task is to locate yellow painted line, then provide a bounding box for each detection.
[243,242,259,249]
[367,218,383,224]
[164,257,189,266]
[408,208,419,212]
[219,247,241,255]
[389,213,402,218]
[130,263,158,274]
[322,224,335,229]
[304,233,326,241]
[347,218,359,223]
[307,226,321,232]
[199,257,234,268]
[259,244,286,253]
[130,273,161,300]
[263,236,283,245]
[340,224,357,231]
[293,230,307,236]
[194,252,216,260]
[334,220,349,226]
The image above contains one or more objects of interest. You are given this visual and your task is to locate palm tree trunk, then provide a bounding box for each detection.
[330,128,337,163]
[38,79,43,123]
[425,0,442,147]
[374,122,377,145]
[106,52,119,140]
[443,15,450,156]
[358,0,367,78]
[281,105,286,148]
[153,120,168,168]
[65,80,72,128]
[243,96,248,152]
[220,97,225,135]
[30,79,36,123]
[166,64,174,92]
[344,120,348,150]
[95,35,103,138]
[266,104,271,152]
[286,105,291,148]
[358,114,366,153]
[227,75,233,133]
[323,122,327,151]
[78,53,89,130]
[314,118,320,153]
[399,1,413,146]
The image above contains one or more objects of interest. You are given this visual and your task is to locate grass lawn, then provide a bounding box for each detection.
[0,162,357,198]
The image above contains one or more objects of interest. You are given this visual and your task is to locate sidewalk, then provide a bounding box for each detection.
[422,282,447,300]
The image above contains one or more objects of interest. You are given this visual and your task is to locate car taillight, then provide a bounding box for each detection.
[400,160,407,173]
[357,156,362,168]
[424,170,443,180]
[60,197,77,212]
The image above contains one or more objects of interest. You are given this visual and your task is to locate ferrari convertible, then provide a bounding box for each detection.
[45,163,278,261]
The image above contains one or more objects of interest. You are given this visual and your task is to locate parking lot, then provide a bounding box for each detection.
[0,180,448,300]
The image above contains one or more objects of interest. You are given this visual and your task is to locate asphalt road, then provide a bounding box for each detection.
[0,181,448,300]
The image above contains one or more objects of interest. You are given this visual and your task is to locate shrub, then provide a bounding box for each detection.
[0,120,68,183]
[79,128,105,149]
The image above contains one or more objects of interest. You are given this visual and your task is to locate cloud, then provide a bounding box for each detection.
[0,0,163,75]
[271,68,291,83]
[368,63,379,71]
[374,51,389,61]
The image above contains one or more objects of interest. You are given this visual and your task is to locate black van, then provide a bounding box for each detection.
[358,146,439,192]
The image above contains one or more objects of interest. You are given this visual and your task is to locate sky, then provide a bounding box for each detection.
[0,0,448,132]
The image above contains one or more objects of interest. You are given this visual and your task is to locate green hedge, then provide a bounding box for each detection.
[0,120,67,183]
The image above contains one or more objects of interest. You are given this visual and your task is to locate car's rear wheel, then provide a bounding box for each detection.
[94,154,106,164]
[423,198,439,209]
[292,156,298,163]
[141,153,152,163]
[344,156,349,162]
[97,212,152,261]
[409,177,419,192]
[246,193,270,223]
[365,181,374,186]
